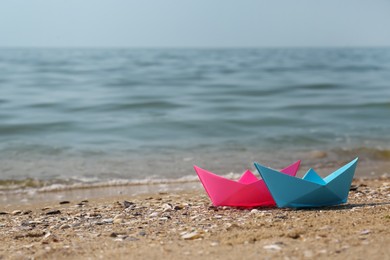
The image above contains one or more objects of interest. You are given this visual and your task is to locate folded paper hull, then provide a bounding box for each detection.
[255,158,358,208]
[194,161,300,208]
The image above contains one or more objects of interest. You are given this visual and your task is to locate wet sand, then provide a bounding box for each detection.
[1,177,390,259]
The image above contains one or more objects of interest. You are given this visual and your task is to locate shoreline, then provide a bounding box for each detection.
[1,177,390,259]
[2,156,390,207]
[1,146,390,188]
[2,174,389,208]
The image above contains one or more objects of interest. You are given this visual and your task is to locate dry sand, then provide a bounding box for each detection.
[1,177,390,260]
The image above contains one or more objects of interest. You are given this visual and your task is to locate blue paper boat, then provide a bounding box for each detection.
[254,158,358,208]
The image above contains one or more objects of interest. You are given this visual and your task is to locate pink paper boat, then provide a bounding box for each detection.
[194,161,301,208]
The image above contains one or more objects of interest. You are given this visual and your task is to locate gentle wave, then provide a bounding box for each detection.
[295,83,339,90]
[0,121,75,135]
[333,147,390,160]
[64,101,185,113]
[0,174,240,195]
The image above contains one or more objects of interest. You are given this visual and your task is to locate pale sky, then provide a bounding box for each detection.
[1,0,390,48]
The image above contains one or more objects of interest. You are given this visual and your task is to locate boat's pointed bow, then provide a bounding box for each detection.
[193,165,217,204]
[193,165,219,191]
[323,158,359,184]
[322,158,359,202]
[193,165,245,206]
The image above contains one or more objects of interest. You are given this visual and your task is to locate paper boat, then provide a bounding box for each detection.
[193,161,301,208]
[254,158,358,208]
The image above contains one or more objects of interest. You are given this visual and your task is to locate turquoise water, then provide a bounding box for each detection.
[0,48,390,187]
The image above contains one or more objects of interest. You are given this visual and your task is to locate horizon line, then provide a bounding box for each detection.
[1,45,390,50]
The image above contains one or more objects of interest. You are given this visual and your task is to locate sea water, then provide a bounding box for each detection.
[1,48,390,191]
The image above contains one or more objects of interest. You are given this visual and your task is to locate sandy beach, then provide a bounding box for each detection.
[1,177,390,260]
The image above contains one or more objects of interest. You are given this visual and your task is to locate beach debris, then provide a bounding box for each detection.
[77,200,89,206]
[174,204,185,210]
[59,201,70,204]
[149,212,159,218]
[208,206,218,211]
[275,213,288,220]
[14,231,46,239]
[123,200,135,208]
[0,211,9,215]
[59,224,71,230]
[263,244,282,251]
[88,212,101,218]
[42,232,60,244]
[113,214,124,224]
[360,229,371,235]
[12,210,22,215]
[46,210,61,215]
[72,222,82,228]
[102,218,113,224]
[20,220,32,227]
[181,231,203,240]
[350,185,359,191]
[161,203,173,212]
[110,232,127,238]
